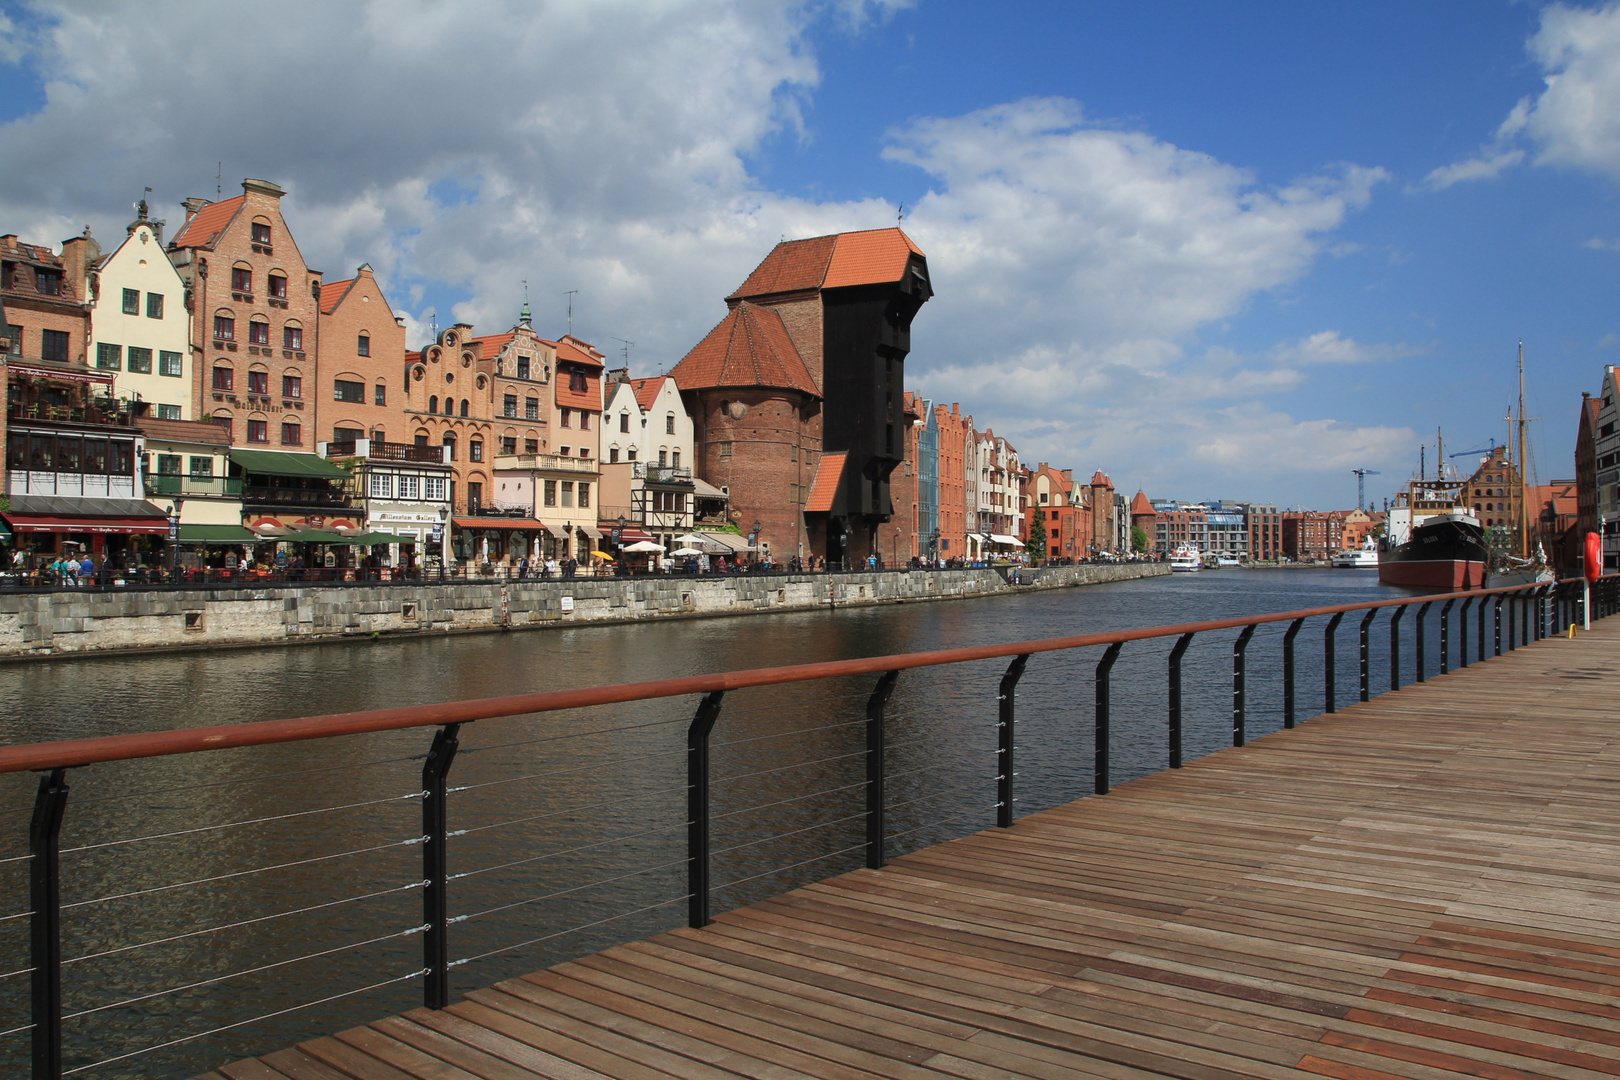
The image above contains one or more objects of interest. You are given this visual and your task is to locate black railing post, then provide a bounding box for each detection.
[865,670,900,868]
[421,723,461,1010]
[31,767,69,1080]
[1282,618,1304,728]
[686,690,725,928]
[1232,624,1255,747]
[1439,599,1455,675]
[1414,601,1431,683]
[1095,642,1123,795]
[1493,597,1503,657]
[1521,587,1531,644]
[1324,612,1344,714]
[1506,594,1516,652]
[997,656,1029,828]
[1359,609,1377,702]
[1168,633,1194,766]
[1459,597,1472,668]
[1389,605,1405,692]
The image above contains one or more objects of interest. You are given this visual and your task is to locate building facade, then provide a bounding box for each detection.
[86,203,191,420]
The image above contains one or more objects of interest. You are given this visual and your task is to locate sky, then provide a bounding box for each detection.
[1,0,1618,511]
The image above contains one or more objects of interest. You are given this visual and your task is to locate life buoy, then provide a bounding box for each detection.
[1585,531,1601,582]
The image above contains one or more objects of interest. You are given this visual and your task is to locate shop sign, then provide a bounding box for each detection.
[308,515,326,529]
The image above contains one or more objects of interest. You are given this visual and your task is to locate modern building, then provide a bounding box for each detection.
[670,227,932,565]
[1152,500,1211,554]
[86,201,191,419]
[1590,367,1620,570]
[914,396,938,558]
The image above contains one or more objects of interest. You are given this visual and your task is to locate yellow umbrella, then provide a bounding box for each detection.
[590,550,615,560]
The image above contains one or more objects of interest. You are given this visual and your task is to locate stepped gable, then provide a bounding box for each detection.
[669,301,820,396]
[168,195,246,249]
[727,227,925,300]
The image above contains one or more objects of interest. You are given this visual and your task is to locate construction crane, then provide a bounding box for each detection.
[1351,468,1380,511]
[1448,438,1497,462]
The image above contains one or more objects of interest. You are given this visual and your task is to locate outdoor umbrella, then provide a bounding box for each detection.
[590,549,615,559]
[622,540,665,553]
[673,533,706,545]
[671,547,703,556]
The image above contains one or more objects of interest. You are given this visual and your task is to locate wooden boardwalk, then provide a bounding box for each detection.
[205,624,1620,1080]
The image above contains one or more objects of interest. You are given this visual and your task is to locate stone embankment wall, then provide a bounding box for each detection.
[0,562,1167,660]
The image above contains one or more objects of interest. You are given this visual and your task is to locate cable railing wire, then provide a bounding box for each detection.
[454,712,692,757]
[446,745,684,795]
[710,780,868,823]
[449,857,689,927]
[710,747,869,787]
[709,811,868,858]
[449,783,688,839]
[449,820,690,882]
[58,790,424,856]
[711,841,869,893]
[449,895,691,969]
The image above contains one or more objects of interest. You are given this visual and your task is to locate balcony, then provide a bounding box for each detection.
[146,474,243,498]
[633,462,693,484]
[493,453,599,475]
[326,439,448,464]
[242,486,354,509]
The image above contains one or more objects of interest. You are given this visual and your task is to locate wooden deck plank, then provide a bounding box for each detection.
[205,624,1620,1080]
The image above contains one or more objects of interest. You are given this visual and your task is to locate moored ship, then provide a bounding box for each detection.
[1168,543,1202,572]
[1378,478,1487,591]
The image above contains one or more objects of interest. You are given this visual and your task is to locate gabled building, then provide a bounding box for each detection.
[86,201,191,419]
[168,178,324,448]
[934,402,971,560]
[318,264,407,447]
[670,227,931,565]
[1032,464,1082,562]
[598,371,696,551]
[915,396,938,556]
[1589,367,1620,570]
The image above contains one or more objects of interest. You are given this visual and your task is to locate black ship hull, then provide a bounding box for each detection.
[1377,517,1487,591]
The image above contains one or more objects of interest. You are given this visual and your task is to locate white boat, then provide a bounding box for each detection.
[1331,538,1379,569]
[1214,554,1240,568]
[1169,544,1202,572]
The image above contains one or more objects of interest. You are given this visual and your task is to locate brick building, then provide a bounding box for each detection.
[875,391,923,564]
[670,228,932,565]
[1282,510,1346,561]
[1032,464,1082,562]
[933,402,971,560]
[317,264,407,448]
[1087,471,1117,554]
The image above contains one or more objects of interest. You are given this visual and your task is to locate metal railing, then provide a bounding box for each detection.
[0,574,1612,1078]
[143,474,242,497]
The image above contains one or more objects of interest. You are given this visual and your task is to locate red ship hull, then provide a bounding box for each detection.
[1377,557,1486,591]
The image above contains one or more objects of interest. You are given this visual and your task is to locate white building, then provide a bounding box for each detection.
[86,202,191,419]
[599,371,696,550]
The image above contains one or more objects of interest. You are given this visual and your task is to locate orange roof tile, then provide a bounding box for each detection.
[668,302,820,396]
[805,452,846,514]
[630,376,667,412]
[555,337,605,369]
[137,417,233,446]
[728,234,838,299]
[822,228,925,289]
[468,331,516,359]
[318,278,355,314]
[1130,490,1155,516]
[170,195,246,249]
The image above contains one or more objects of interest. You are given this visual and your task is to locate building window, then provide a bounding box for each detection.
[568,368,587,392]
[96,342,122,370]
[672,450,680,468]
[334,379,364,403]
[523,437,538,454]
[251,222,271,245]
[213,366,233,391]
[357,333,370,357]
[543,479,557,507]
[41,329,69,361]
[247,419,268,443]
[283,374,301,398]
[248,370,269,395]
[267,274,287,299]
[122,288,140,315]
[422,476,442,500]
[719,441,732,459]
[428,396,437,414]
[609,447,620,463]
[159,350,183,377]
[524,397,538,420]
[467,483,482,513]
[127,346,152,374]
[516,355,530,379]
[284,326,302,350]
[35,269,62,296]
[561,481,574,508]
[666,414,675,434]
[281,421,301,446]
[503,394,517,418]
[374,383,386,406]
[658,449,667,466]
[620,413,630,433]
[560,408,571,428]
[156,404,182,420]
[333,426,364,446]
[627,447,637,462]
[248,320,270,346]
[231,267,252,293]
[469,439,483,463]
[459,399,468,418]
[189,456,213,478]
[369,472,393,499]
[156,453,182,475]
[578,483,590,509]
[146,292,164,319]
[580,412,590,431]
[5,324,20,355]
[214,415,233,439]
[442,434,455,461]
[214,316,235,341]
[390,473,416,499]
[500,436,516,455]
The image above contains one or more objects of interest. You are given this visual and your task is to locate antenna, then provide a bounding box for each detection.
[216,162,222,198]
[427,308,438,338]
[611,337,635,367]
[897,203,904,223]
[564,290,578,335]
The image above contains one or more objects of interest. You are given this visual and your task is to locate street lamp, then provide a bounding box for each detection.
[167,495,186,582]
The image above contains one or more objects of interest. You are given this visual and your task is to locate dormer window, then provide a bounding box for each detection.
[35,269,62,296]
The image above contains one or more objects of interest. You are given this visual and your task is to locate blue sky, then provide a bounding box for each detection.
[1,1,1617,510]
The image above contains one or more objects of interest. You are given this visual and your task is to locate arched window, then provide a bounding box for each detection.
[357,333,370,357]
[460,399,469,418]
[442,433,457,461]
[470,438,484,463]
[429,395,438,414]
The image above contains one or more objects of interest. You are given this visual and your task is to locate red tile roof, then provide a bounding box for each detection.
[318,278,354,314]
[137,417,233,446]
[1130,490,1155,516]
[1090,471,1112,487]
[728,228,924,299]
[805,452,846,513]
[668,302,820,396]
[469,331,516,359]
[630,376,667,412]
[170,196,246,249]
[555,337,605,369]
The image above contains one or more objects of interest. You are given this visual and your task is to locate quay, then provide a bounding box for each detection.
[205,617,1620,1078]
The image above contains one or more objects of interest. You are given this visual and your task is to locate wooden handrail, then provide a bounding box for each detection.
[0,577,1588,775]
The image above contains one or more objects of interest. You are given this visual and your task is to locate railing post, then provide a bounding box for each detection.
[1522,587,1531,643]
[421,723,460,1010]
[1282,618,1304,728]
[1439,599,1455,675]
[1168,633,1194,765]
[865,670,900,868]
[1493,597,1503,657]
[1459,597,1471,668]
[997,656,1029,829]
[1232,624,1255,747]
[1414,601,1432,683]
[1478,596,1488,662]
[687,690,725,928]
[1389,605,1405,691]
[1324,611,1344,714]
[1359,608,1377,702]
[31,767,69,1080]
[1506,594,1516,652]
[1095,642,1123,795]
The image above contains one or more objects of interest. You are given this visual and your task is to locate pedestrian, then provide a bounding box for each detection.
[518,555,529,580]
[80,554,95,586]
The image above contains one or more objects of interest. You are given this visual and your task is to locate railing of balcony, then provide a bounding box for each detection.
[326,440,447,464]
[240,486,353,508]
[633,462,693,482]
[491,452,598,474]
[144,474,243,497]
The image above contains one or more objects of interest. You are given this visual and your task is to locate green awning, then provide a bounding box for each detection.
[228,450,350,480]
[285,530,356,544]
[178,525,257,543]
[349,532,406,545]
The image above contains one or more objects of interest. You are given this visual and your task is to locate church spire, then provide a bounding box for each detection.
[519,280,532,328]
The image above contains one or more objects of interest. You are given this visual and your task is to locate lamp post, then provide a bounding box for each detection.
[167,495,186,583]
[748,520,761,565]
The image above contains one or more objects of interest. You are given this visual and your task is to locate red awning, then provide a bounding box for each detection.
[8,362,114,385]
[453,517,547,530]
[615,529,655,543]
[3,514,169,535]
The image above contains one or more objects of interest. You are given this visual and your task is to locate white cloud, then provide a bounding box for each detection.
[1427,2,1620,188]
[1586,235,1620,250]
[1273,330,1423,365]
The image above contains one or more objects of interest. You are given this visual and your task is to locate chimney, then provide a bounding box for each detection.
[181,198,210,226]
[60,227,101,296]
[242,178,285,200]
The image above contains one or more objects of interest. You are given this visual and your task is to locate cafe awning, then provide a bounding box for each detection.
[285,530,356,544]
[178,525,258,543]
[229,449,350,480]
[989,533,1023,546]
[4,514,170,535]
[577,525,603,540]
[453,516,548,530]
[9,361,114,385]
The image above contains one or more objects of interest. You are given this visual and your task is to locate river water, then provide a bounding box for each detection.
[0,567,1428,1076]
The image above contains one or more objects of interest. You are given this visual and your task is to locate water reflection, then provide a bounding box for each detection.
[0,568,1417,1077]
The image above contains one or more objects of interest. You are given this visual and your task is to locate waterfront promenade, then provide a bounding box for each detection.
[205,620,1620,1079]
